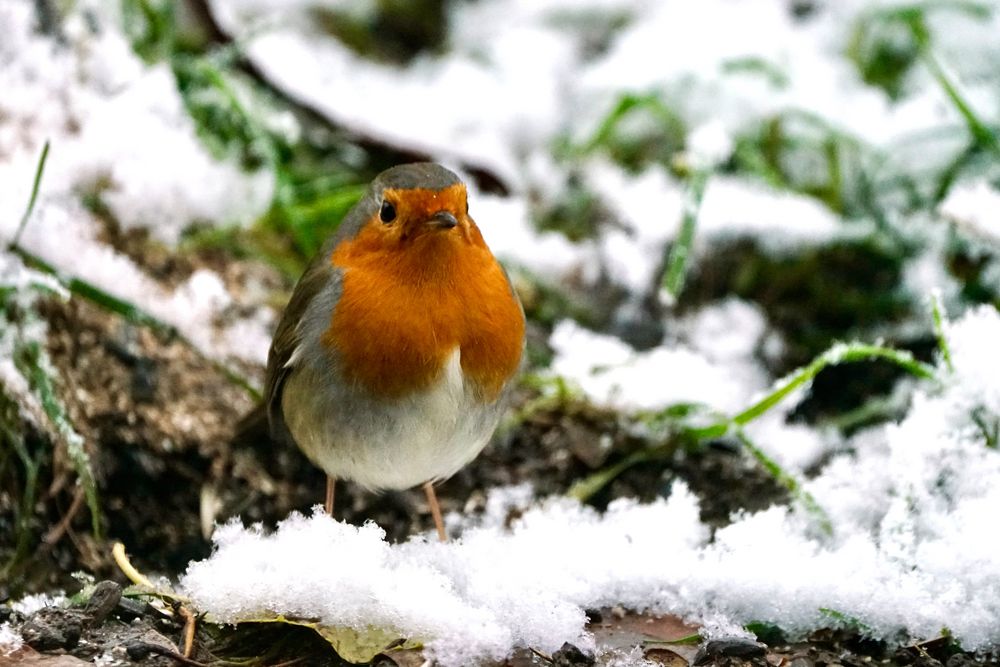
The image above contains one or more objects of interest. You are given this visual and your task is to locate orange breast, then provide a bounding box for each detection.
[323,223,524,402]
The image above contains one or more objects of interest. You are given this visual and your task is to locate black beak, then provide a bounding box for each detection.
[428,211,458,230]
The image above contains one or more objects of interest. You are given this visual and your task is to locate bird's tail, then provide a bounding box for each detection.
[232,402,270,445]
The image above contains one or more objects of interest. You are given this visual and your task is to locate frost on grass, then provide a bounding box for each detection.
[0,256,61,426]
[0,1,273,365]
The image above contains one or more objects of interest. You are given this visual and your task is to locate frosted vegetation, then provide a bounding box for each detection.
[2,0,1000,665]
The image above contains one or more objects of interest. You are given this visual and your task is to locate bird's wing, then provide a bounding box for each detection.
[264,255,339,445]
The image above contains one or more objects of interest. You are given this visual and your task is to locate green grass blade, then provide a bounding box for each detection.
[735,429,833,536]
[15,339,102,540]
[10,246,262,401]
[567,448,665,501]
[930,291,954,373]
[12,140,50,247]
[660,169,709,305]
[732,343,937,427]
[581,92,682,155]
[909,15,1000,157]
[567,340,937,502]
[0,408,42,580]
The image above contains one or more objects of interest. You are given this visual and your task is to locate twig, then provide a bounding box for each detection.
[131,642,209,666]
[267,658,312,667]
[178,604,197,658]
[529,647,554,663]
[41,485,85,547]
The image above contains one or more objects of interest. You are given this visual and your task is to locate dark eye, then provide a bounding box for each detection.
[379,200,396,224]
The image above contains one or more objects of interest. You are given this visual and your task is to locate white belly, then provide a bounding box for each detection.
[282,349,505,490]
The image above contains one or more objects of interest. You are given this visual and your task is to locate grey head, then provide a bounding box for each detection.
[374,162,462,192]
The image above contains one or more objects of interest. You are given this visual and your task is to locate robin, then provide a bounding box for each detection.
[263,162,525,540]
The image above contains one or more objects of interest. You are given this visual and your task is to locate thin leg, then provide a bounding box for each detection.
[325,476,336,516]
[423,481,447,542]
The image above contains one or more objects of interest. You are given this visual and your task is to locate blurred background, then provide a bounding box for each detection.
[2,0,999,613]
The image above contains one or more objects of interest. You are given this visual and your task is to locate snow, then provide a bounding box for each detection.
[548,300,830,471]
[548,319,757,414]
[472,189,598,283]
[182,489,706,665]
[698,177,842,247]
[0,623,22,656]
[939,180,1000,247]
[9,593,68,616]
[0,1,274,365]
[686,119,734,170]
[0,253,68,299]
[0,254,61,426]
[208,0,879,295]
[579,162,843,294]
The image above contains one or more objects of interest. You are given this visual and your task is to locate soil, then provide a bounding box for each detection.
[4,594,995,667]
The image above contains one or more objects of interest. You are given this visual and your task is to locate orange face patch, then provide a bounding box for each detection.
[322,194,523,402]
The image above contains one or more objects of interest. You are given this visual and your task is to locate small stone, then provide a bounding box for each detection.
[83,581,122,626]
[946,656,976,667]
[553,642,596,667]
[21,608,83,651]
[114,597,147,621]
[125,640,153,660]
[695,638,767,664]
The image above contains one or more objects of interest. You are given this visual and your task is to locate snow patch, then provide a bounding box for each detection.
[0,623,22,656]
[939,180,1000,247]
[0,1,274,365]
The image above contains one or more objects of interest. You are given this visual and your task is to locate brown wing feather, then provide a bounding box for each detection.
[264,256,338,445]
[264,185,376,445]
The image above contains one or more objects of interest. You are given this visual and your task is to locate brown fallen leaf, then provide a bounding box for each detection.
[589,610,701,664]
[0,647,89,667]
[645,647,690,667]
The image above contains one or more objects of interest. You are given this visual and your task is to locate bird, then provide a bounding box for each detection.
[263,162,525,540]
